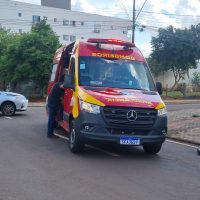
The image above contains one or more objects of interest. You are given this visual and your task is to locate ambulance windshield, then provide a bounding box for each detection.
[79,56,156,91]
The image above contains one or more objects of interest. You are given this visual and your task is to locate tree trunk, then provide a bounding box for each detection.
[170,67,178,90]
[170,67,186,91]
[171,81,178,91]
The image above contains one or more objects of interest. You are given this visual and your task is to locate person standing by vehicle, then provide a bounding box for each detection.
[47,76,64,138]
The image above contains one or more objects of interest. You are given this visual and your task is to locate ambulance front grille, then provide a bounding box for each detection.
[102,106,157,128]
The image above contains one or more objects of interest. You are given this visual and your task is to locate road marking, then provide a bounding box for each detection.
[4,117,13,120]
[54,132,69,140]
[86,144,120,157]
[166,139,198,149]
[54,132,120,157]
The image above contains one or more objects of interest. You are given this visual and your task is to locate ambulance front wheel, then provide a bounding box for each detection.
[69,120,85,153]
[143,143,162,154]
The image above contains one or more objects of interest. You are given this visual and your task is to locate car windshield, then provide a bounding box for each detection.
[79,56,156,91]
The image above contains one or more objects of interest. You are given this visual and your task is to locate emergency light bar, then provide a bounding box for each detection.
[87,38,135,48]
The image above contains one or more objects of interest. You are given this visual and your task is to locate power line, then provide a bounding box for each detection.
[135,0,148,21]
[117,0,131,20]
[73,7,200,18]
[2,1,200,19]
[140,10,200,18]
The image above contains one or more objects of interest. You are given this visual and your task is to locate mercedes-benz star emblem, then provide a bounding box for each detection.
[127,110,137,121]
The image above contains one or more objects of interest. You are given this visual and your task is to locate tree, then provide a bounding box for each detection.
[150,25,198,90]
[146,56,165,77]
[1,19,60,94]
[0,28,19,90]
[190,23,200,60]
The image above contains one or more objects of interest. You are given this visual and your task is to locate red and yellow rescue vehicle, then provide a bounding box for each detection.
[47,38,167,154]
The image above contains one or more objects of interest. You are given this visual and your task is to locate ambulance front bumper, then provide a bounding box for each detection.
[74,111,167,145]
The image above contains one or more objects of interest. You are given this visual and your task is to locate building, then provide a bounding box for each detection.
[0,0,131,45]
[41,0,71,10]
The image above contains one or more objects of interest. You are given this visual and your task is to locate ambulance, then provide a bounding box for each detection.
[47,38,167,154]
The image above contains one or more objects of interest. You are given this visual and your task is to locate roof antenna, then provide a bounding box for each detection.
[123,46,130,51]
[96,43,101,49]
[112,47,115,54]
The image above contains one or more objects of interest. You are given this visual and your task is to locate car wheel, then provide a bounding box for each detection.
[143,143,162,154]
[2,102,16,116]
[69,120,84,153]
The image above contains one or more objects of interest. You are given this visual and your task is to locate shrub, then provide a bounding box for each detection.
[192,72,200,91]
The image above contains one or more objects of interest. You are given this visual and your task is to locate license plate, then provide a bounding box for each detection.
[120,137,140,145]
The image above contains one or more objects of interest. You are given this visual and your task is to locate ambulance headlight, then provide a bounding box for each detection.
[157,107,167,116]
[80,100,100,114]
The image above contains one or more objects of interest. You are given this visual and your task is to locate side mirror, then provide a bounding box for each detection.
[63,74,75,90]
[156,82,162,95]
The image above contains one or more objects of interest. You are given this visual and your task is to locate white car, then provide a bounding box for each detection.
[0,91,28,116]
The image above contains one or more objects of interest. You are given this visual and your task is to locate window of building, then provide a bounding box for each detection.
[32,15,40,23]
[81,36,84,39]
[94,24,101,33]
[18,13,22,17]
[70,21,76,26]
[63,35,69,41]
[54,18,57,22]
[19,29,22,33]
[81,22,84,26]
[63,19,69,26]
[122,28,128,34]
[70,35,76,42]
[111,25,114,30]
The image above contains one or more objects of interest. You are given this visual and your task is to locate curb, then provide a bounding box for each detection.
[167,136,200,146]
[28,105,45,107]
[164,100,200,104]
[28,102,45,107]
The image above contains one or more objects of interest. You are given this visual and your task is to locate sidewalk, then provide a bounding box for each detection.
[29,100,200,145]
[167,109,200,145]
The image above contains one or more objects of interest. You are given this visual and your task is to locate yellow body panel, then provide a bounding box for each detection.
[78,87,105,106]
[71,41,105,118]
[155,100,166,110]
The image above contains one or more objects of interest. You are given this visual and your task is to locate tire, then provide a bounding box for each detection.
[1,102,16,116]
[197,146,200,155]
[69,120,84,153]
[143,143,162,154]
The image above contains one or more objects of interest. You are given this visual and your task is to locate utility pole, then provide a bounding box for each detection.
[132,0,136,43]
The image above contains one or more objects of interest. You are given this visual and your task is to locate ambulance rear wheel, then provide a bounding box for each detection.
[143,143,162,154]
[69,120,84,153]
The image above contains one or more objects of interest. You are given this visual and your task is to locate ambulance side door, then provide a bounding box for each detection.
[63,57,75,131]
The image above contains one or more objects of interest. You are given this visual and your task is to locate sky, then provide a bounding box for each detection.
[12,0,200,56]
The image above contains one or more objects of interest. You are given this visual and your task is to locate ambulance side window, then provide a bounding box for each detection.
[69,57,75,84]
[50,64,58,82]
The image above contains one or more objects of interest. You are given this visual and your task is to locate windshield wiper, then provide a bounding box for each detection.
[121,88,149,91]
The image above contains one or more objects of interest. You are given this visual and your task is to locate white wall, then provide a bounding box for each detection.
[0,0,132,45]
[155,63,200,88]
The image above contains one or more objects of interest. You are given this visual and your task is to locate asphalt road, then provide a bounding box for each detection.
[0,107,200,200]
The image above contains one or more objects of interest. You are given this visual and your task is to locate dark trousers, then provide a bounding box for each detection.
[47,104,58,136]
